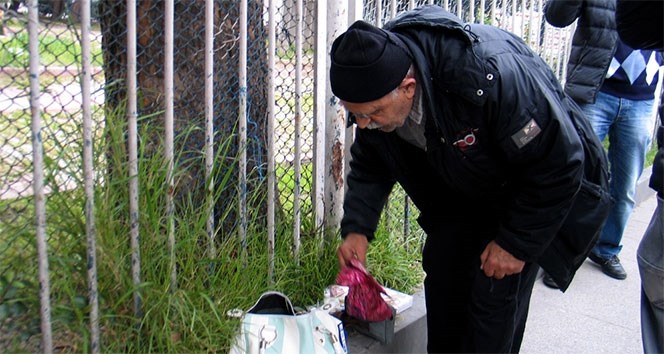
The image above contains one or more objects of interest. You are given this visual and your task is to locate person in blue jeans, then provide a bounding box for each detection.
[544,0,661,284]
[616,0,664,352]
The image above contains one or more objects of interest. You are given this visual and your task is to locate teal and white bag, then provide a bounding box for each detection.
[229,291,348,354]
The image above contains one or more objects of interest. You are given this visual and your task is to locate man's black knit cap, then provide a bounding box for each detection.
[330,21,412,103]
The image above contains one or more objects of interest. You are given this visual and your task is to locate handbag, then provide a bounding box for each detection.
[229,291,348,354]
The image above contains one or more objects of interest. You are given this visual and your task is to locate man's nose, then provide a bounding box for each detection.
[355,116,371,129]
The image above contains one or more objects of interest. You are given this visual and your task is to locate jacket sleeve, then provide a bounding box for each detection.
[340,130,396,241]
[544,0,583,28]
[488,56,584,262]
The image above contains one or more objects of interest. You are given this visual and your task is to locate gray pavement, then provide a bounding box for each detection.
[521,171,657,354]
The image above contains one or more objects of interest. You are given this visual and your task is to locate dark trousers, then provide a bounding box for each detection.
[421,222,539,353]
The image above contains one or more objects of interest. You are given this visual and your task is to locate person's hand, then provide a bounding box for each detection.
[479,240,525,279]
[337,233,368,269]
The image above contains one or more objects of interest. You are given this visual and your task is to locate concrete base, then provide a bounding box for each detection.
[347,290,427,354]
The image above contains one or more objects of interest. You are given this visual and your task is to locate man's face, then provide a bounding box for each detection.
[341,78,416,133]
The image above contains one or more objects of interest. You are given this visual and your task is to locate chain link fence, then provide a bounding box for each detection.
[0,0,573,351]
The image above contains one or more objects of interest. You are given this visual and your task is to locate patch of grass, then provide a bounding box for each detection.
[0,29,103,68]
[0,103,424,352]
[646,142,657,168]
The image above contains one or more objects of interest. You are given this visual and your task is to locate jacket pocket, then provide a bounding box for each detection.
[537,177,613,291]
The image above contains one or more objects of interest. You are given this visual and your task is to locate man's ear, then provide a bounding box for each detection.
[401,77,417,98]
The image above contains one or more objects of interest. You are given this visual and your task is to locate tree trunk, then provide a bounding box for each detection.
[99,0,268,237]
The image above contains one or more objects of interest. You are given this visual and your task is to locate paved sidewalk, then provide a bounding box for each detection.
[521,191,657,354]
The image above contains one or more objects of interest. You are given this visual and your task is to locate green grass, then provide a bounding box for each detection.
[0,28,103,68]
[0,103,424,352]
[646,142,657,167]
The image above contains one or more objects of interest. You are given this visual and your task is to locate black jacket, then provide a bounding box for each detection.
[544,0,618,104]
[616,0,664,198]
[341,6,584,278]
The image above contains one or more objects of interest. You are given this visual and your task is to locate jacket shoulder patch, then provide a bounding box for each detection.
[511,119,541,149]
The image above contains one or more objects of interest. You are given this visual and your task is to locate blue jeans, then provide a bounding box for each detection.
[579,91,656,258]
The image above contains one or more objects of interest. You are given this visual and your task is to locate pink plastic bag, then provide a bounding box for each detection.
[336,259,393,322]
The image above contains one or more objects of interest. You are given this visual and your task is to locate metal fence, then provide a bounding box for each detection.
[0,0,573,352]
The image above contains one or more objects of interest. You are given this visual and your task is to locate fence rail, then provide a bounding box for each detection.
[0,0,573,351]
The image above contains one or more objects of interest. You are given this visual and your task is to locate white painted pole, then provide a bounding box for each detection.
[239,0,248,256]
[512,0,517,34]
[480,0,486,24]
[324,0,347,233]
[313,1,327,234]
[346,0,362,197]
[205,0,215,259]
[375,0,382,26]
[27,1,52,352]
[491,0,497,25]
[267,0,277,277]
[126,0,143,319]
[293,0,304,260]
[164,0,177,291]
[80,0,100,351]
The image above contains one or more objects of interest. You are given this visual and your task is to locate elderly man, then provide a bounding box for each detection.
[331,5,608,353]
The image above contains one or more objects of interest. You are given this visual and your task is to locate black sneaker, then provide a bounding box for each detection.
[542,273,560,289]
[588,253,627,280]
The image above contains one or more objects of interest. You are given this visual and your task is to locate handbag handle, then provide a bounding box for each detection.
[247,291,296,315]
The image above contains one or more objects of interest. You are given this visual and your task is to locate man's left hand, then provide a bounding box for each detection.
[480,240,525,279]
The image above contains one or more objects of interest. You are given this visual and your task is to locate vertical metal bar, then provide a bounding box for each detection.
[205,0,215,259]
[560,25,574,83]
[27,1,52,353]
[126,0,143,320]
[390,0,397,19]
[479,0,485,24]
[164,0,177,291]
[80,0,100,351]
[520,0,526,39]
[346,0,361,199]
[313,1,326,235]
[527,0,535,45]
[490,0,496,25]
[324,1,347,232]
[456,0,462,19]
[375,0,382,26]
[469,0,475,23]
[239,0,248,256]
[501,0,507,29]
[293,0,304,260]
[512,0,517,35]
[409,0,416,10]
[267,0,276,277]
[535,0,543,51]
[556,36,564,79]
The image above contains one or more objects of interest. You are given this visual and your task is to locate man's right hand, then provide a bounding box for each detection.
[337,232,369,269]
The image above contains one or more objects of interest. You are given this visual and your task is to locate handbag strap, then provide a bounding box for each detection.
[247,291,296,315]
